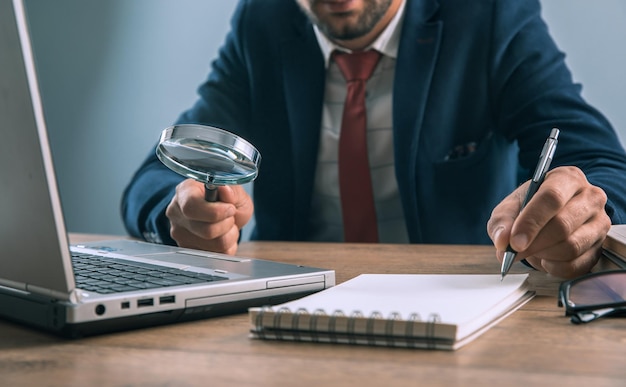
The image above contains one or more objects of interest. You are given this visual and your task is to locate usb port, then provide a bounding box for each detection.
[159,295,176,305]
[137,298,154,307]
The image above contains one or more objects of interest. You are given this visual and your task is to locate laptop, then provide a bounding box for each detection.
[0,0,335,338]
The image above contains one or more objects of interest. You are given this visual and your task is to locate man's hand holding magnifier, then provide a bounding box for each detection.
[165,179,254,255]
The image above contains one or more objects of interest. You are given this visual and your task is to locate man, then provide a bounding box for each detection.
[122,0,626,279]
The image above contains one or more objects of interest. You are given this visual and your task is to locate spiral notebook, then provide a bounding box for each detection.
[249,273,534,350]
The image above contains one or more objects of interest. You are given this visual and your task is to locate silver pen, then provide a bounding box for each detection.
[501,128,560,280]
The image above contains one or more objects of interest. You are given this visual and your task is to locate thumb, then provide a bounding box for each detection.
[487,183,528,251]
[215,185,237,205]
[215,185,253,227]
[216,185,250,206]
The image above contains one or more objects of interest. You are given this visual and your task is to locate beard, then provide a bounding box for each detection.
[299,0,394,41]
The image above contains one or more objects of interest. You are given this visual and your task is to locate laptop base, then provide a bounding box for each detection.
[0,287,317,338]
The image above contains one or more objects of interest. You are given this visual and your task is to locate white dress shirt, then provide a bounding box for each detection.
[307,0,409,243]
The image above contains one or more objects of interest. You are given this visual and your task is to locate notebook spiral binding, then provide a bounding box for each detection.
[254,305,442,348]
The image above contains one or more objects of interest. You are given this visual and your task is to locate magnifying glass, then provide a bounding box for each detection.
[156,124,261,201]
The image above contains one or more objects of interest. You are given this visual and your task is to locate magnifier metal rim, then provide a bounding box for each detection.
[156,124,260,185]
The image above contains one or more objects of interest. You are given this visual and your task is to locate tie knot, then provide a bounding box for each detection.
[333,50,381,82]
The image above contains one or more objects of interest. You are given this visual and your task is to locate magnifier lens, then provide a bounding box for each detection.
[156,124,260,200]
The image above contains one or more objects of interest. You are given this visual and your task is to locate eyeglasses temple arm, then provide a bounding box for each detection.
[571,306,626,324]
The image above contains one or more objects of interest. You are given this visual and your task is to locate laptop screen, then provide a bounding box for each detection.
[0,0,74,294]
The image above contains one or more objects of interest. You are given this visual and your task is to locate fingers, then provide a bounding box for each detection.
[165,179,254,255]
[488,166,611,278]
[168,222,241,256]
[517,180,608,257]
[509,167,584,253]
[524,235,605,278]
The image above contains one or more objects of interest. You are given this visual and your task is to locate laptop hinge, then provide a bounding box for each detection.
[0,279,80,303]
[0,278,28,292]
[25,284,81,303]
[0,282,30,296]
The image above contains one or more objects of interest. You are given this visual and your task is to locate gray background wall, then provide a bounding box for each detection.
[24,0,626,237]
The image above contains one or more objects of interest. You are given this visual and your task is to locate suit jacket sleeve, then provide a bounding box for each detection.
[121,0,254,243]
[488,0,626,224]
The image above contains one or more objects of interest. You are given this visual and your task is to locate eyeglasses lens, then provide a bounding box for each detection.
[569,272,626,308]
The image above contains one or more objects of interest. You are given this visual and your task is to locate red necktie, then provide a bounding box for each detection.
[333,50,381,243]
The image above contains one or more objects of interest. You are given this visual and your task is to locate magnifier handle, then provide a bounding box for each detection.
[204,183,219,202]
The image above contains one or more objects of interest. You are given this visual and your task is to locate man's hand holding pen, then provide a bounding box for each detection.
[488,165,611,279]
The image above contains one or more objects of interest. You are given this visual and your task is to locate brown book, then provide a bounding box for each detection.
[601,225,626,269]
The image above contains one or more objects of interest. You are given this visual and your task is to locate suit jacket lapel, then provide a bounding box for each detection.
[393,0,442,242]
[281,17,325,238]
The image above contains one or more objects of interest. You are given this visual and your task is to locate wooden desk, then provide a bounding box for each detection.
[1,238,625,386]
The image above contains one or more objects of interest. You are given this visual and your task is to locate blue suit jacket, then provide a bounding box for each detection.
[122,0,626,245]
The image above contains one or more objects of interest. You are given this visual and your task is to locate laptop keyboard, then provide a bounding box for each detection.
[71,252,228,294]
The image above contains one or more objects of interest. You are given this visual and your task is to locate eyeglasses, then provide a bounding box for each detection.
[558,270,626,324]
